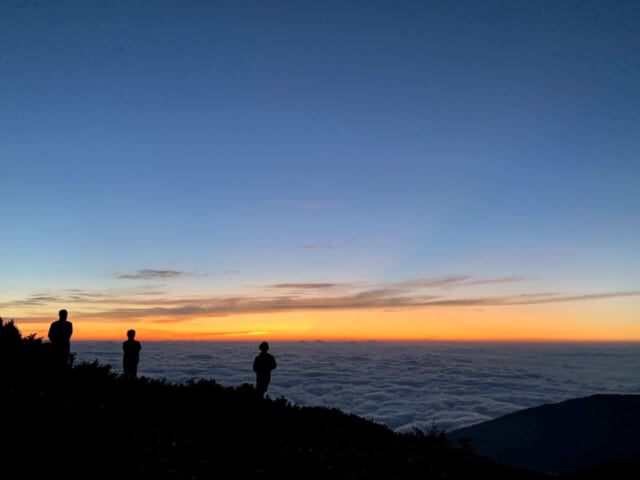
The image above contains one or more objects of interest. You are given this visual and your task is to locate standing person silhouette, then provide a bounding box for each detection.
[48,309,73,368]
[253,341,277,397]
[122,329,141,381]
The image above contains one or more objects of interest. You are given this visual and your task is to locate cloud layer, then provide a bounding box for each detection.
[72,341,640,432]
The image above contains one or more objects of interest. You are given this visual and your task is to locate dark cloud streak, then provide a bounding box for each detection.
[118,269,191,280]
[393,275,525,289]
[269,283,344,290]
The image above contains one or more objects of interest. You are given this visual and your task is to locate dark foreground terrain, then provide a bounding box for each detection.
[0,319,636,479]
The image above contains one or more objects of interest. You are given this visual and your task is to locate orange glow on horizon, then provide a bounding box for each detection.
[11,298,640,343]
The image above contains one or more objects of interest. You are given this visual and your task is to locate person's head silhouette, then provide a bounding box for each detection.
[59,309,68,321]
[259,341,269,353]
[127,329,136,340]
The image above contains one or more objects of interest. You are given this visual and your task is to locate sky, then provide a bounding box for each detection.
[1,0,639,341]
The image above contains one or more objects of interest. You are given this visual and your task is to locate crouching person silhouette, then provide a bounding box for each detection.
[253,341,276,397]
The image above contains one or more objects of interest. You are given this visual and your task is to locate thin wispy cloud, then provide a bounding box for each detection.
[117,269,191,280]
[5,275,639,323]
[20,288,637,323]
[393,275,525,289]
[269,283,344,290]
[497,290,640,305]
[462,276,526,286]
[1,288,164,309]
[3,294,61,306]
[416,290,640,307]
[0,291,115,307]
[132,290,167,296]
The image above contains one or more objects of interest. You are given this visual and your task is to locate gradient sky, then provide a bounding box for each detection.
[2,1,639,341]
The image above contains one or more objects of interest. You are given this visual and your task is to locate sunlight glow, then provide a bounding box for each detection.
[11,296,640,342]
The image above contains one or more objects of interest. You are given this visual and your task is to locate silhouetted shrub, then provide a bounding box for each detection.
[0,318,22,346]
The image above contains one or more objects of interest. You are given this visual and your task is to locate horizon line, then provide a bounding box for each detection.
[68,337,640,343]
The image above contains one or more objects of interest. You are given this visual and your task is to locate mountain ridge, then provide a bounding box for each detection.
[449,393,640,475]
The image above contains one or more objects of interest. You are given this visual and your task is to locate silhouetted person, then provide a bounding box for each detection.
[123,329,141,381]
[48,309,73,368]
[253,341,276,397]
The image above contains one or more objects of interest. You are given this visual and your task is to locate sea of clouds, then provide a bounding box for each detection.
[73,341,640,432]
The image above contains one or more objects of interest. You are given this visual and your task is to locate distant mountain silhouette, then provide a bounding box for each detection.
[449,394,640,475]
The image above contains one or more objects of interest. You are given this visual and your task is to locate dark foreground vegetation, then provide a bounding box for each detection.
[0,319,632,479]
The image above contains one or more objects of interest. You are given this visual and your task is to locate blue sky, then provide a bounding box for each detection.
[1,1,639,338]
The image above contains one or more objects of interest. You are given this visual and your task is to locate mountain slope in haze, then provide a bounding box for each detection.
[449,394,640,475]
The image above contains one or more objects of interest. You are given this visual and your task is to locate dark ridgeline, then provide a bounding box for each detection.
[253,341,277,397]
[48,308,73,368]
[122,329,141,381]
